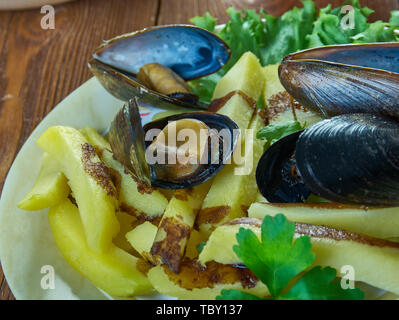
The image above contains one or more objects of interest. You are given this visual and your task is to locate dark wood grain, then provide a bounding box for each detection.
[0,0,398,300]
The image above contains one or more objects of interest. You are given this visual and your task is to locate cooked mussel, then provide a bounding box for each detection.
[89,25,231,110]
[256,113,399,206]
[279,43,399,119]
[108,97,239,189]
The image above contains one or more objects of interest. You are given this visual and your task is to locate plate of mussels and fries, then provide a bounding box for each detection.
[1,0,399,300]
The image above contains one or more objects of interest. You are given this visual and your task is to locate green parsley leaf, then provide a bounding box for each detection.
[282,266,365,300]
[220,214,365,300]
[216,289,263,300]
[256,120,305,149]
[233,214,315,297]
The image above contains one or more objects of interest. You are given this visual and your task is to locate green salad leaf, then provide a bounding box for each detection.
[216,214,365,300]
[256,120,305,149]
[189,0,399,103]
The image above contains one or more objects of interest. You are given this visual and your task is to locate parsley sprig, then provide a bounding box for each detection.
[216,214,365,300]
[256,120,306,149]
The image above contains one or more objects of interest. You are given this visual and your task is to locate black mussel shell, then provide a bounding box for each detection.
[296,113,399,206]
[279,43,399,120]
[255,130,311,203]
[93,25,231,81]
[89,25,230,110]
[257,113,399,206]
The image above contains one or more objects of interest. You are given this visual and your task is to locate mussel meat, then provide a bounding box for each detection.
[256,113,399,207]
[279,43,399,119]
[89,25,231,110]
[108,97,239,189]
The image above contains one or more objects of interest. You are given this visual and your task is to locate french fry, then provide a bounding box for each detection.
[113,211,139,255]
[197,113,265,236]
[79,126,168,220]
[37,126,119,253]
[248,202,399,239]
[147,262,268,300]
[126,221,158,261]
[150,181,212,272]
[199,217,399,295]
[48,199,154,297]
[262,64,285,104]
[185,229,207,259]
[213,52,264,101]
[195,52,266,237]
[18,152,70,211]
[261,64,322,126]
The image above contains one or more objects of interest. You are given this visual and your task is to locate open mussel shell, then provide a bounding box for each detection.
[109,97,239,190]
[279,43,399,119]
[256,113,399,207]
[89,25,231,109]
[89,59,207,110]
[108,98,152,187]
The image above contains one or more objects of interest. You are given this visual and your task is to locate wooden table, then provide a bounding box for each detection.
[0,0,398,300]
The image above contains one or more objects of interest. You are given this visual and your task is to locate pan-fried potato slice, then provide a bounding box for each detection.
[261,64,322,126]
[195,54,265,237]
[185,229,207,259]
[197,114,265,236]
[211,52,264,139]
[214,93,255,136]
[150,181,212,272]
[147,262,268,300]
[126,221,158,261]
[113,211,139,255]
[18,152,70,211]
[48,199,154,297]
[248,202,399,239]
[199,217,399,295]
[79,126,168,219]
[37,126,119,253]
[262,64,285,104]
[213,52,264,101]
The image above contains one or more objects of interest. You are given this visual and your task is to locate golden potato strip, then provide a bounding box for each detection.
[48,199,154,297]
[196,113,265,236]
[185,229,207,260]
[18,152,70,211]
[199,217,399,295]
[113,211,139,255]
[213,52,264,101]
[147,259,268,300]
[37,126,119,253]
[150,181,212,273]
[248,202,399,240]
[79,126,168,220]
[260,64,322,126]
[126,221,158,261]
